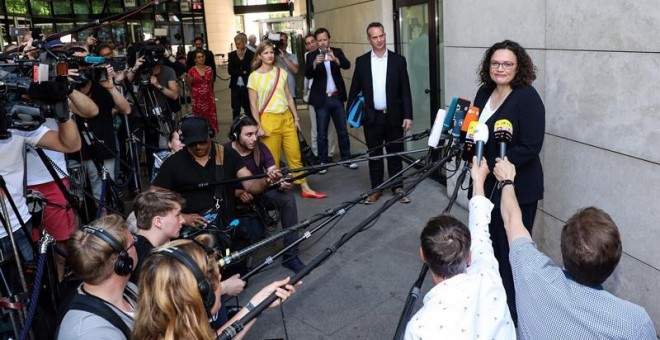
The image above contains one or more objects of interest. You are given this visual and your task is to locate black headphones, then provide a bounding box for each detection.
[228,114,256,141]
[178,115,215,142]
[81,225,134,276]
[157,246,215,316]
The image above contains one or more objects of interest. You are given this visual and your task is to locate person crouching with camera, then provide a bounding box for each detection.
[65,44,131,208]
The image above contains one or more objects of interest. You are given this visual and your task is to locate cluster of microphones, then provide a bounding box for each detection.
[426,97,513,166]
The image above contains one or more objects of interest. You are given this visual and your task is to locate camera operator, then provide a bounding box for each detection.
[66,44,131,206]
[1,81,98,263]
[123,43,179,177]
[274,32,299,100]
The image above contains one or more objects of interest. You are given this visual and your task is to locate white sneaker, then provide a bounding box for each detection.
[343,162,358,170]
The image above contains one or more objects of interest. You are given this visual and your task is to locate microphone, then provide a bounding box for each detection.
[473,122,489,166]
[450,109,465,144]
[459,106,480,143]
[494,119,513,159]
[461,121,479,162]
[427,109,446,148]
[442,97,471,137]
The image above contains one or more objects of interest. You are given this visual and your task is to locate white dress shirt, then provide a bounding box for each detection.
[370,50,388,110]
[404,195,516,340]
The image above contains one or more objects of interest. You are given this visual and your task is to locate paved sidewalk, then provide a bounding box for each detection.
[208,79,469,339]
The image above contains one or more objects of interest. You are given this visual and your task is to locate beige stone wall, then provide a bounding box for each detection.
[444,0,660,332]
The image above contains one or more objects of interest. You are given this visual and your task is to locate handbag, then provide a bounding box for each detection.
[347,92,365,128]
[297,130,319,166]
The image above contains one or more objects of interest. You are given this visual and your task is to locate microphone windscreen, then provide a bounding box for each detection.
[474,122,489,143]
[494,119,513,143]
[427,109,446,148]
[442,97,459,132]
[461,106,480,132]
[451,109,465,140]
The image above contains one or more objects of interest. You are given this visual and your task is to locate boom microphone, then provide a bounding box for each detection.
[427,109,446,148]
[494,119,513,159]
[474,122,489,166]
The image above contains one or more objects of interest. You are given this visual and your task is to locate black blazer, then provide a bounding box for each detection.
[227,49,254,89]
[347,50,413,127]
[304,47,351,107]
[473,85,545,207]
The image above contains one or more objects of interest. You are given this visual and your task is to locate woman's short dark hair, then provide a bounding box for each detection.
[478,39,536,89]
[420,214,471,279]
[560,207,622,287]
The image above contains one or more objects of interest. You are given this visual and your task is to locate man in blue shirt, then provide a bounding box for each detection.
[495,157,656,339]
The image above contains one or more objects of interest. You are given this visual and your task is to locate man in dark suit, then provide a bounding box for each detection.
[348,22,413,204]
[305,28,357,170]
[186,37,217,83]
[228,33,254,119]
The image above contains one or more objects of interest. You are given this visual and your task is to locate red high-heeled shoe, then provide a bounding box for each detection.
[301,191,327,199]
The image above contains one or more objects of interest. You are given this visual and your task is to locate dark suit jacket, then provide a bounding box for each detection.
[227,49,254,89]
[186,49,217,80]
[347,50,413,126]
[304,47,351,107]
[473,85,545,207]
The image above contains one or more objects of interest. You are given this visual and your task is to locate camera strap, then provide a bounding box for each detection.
[258,67,280,117]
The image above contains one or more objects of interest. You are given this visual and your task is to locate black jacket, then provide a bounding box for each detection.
[473,85,545,207]
[347,50,413,127]
[304,47,351,107]
[227,49,254,89]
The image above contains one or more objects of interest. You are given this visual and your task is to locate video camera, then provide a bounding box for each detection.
[126,42,166,86]
[267,32,284,56]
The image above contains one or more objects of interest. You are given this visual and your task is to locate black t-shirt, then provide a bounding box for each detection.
[152,144,245,219]
[129,234,154,284]
[74,82,117,161]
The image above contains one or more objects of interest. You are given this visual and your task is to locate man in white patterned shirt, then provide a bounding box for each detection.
[495,157,656,339]
[404,156,515,340]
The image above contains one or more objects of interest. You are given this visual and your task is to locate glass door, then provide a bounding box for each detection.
[395,0,440,153]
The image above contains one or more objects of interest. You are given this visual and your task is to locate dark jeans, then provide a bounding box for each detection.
[490,201,537,325]
[230,86,250,120]
[314,96,351,163]
[364,112,404,191]
[263,189,299,258]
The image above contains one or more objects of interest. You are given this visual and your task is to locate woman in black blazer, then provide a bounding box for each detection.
[472,40,545,324]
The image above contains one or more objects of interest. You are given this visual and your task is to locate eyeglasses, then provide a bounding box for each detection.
[490,61,516,70]
[126,234,138,251]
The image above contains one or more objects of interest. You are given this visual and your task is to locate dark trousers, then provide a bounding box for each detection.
[263,189,299,258]
[315,96,351,163]
[230,86,250,120]
[490,201,538,325]
[364,112,404,191]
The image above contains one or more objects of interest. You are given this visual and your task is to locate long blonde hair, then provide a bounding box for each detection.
[251,40,275,71]
[132,235,219,340]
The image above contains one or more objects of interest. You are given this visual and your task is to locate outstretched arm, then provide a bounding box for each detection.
[494,157,532,245]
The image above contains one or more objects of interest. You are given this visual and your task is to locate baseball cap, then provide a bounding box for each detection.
[179,116,210,145]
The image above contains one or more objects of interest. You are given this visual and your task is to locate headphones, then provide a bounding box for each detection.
[81,225,134,276]
[157,246,215,316]
[178,115,215,142]
[228,114,256,141]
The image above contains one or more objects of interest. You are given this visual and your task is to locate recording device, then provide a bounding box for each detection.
[494,119,513,159]
[127,42,166,86]
[427,109,446,148]
[473,122,489,166]
[267,32,283,56]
